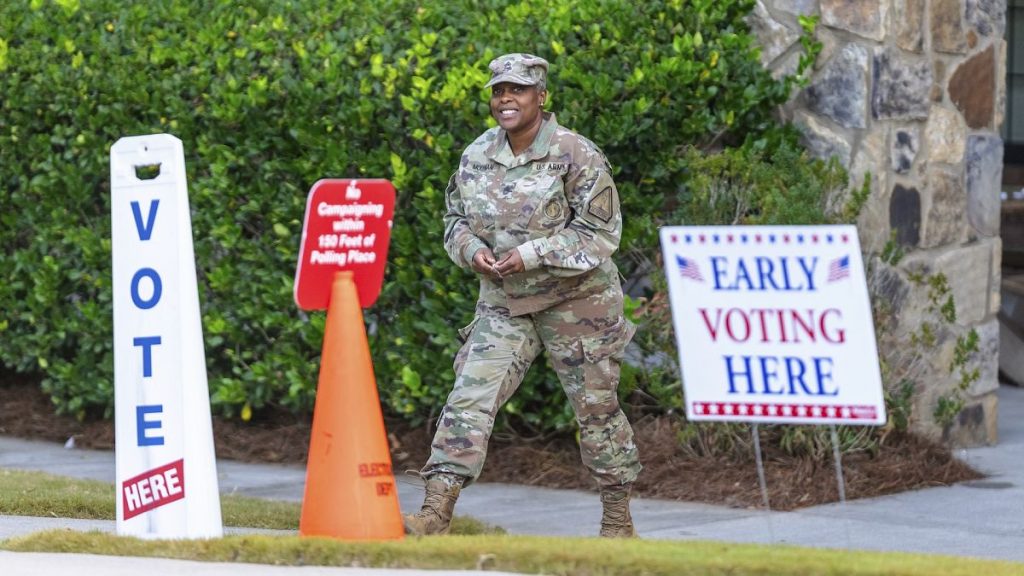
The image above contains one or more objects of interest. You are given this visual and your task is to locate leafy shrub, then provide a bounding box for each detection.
[1,0,817,431]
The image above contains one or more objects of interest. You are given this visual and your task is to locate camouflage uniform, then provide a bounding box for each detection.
[422,110,642,489]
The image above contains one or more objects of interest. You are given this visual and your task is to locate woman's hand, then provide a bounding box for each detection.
[471,248,500,278]
[493,250,525,277]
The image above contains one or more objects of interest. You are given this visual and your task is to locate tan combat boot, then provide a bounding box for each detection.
[599,484,637,538]
[402,476,461,535]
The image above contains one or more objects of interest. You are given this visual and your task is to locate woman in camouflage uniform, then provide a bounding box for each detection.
[403,53,642,538]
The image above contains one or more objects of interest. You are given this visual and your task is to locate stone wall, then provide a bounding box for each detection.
[750,0,1006,445]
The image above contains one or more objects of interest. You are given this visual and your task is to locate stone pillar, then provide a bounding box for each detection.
[749,0,1006,445]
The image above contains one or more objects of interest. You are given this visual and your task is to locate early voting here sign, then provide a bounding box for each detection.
[660,225,885,426]
[111,134,222,539]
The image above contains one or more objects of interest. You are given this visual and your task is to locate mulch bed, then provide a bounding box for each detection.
[0,373,980,511]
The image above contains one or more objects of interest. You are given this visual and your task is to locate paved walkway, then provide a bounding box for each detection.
[2,385,1024,574]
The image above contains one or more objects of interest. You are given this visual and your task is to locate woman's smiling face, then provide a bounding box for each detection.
[490,82,546,136]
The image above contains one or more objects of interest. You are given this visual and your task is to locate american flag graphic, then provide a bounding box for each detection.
[675,255,704,282]
[828,255,851,282]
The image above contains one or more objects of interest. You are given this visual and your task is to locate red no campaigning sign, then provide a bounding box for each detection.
[294,179,395,310]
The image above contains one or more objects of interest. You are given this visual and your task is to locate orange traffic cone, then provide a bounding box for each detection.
[299,271,403,540]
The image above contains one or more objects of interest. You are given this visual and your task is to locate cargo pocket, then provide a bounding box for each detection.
[453,317,480,375]
[450,323,527,416]
[457,317,480,343]
[578,317,636,394]
[581,317,635,363]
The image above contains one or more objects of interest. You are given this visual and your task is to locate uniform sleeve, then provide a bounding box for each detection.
[442,171,489,270]
[515,154,621,276]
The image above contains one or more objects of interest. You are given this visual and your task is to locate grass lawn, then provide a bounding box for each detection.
[2,469,1022,576]
[0,468,300,530]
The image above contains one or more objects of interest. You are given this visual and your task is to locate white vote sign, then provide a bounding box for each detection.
[660,225,885,426]
[111,134,222,538]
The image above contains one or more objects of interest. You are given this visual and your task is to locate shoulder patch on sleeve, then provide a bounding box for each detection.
[587,186,614,223]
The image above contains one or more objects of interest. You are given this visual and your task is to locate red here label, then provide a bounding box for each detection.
[121,459,186,520]
[293,179,396,310]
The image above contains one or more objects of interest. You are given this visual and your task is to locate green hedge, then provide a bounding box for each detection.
[0,0,816,429]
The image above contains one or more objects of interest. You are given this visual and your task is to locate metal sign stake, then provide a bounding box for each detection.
[829,424,853,548]
[752,424,772,511]
[829,424,848,503]
[751,424,776,543]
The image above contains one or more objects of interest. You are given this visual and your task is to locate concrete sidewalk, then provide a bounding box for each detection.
[2,385,1024,568]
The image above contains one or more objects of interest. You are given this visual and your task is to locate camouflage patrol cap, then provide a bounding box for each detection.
[484,53,549,88]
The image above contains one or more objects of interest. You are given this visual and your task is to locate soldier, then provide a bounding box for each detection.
[403,53,642,537]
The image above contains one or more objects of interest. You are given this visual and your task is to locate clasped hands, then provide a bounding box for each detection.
[471,247,524,278]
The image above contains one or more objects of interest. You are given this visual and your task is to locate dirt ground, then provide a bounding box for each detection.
[0,375,981,511]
